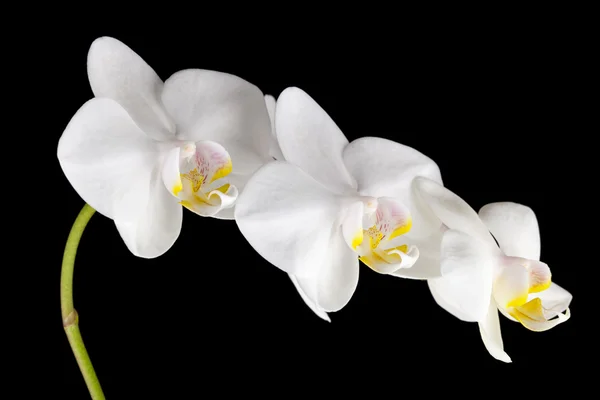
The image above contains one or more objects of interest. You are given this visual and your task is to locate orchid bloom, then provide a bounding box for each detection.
[235,87,443,319]
[58,37,272,258]
[412,177,572,362]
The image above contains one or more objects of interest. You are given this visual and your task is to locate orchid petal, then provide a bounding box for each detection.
[234,161,348,278]
[315,231,360,311]
[343,137,442,238]
[361,245,420,274]
[211,173,251,219]
[526,260,553,293]
[161,147,183,198]
[494,255,553,311]
[115,163,182,258]
[265,94,285,161]
[498,306,519,322]
[87,37,175,140]
[290,230,361,312]
[529,282,572,317]
[341,201,365,252]
[211,207,235,220]
[479,202,541,261]
[58,98,159,223]
[493,258,531,309]
[427,229,495,322]
[413,177,497,247]
[161,69,272,178]
[289,274,331,322]
[275,87,356,195]
[391,230,444,279]
[478,299,512,363]
[509,282,572,332]
[510,298,571,332]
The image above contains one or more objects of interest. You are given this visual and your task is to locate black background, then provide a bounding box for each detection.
[37,21,587,398]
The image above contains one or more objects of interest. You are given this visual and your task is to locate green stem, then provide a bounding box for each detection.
[60,204,105,400]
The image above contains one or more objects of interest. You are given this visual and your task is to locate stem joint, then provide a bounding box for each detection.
[63,309,79,328]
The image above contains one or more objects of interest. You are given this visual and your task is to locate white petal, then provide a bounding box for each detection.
[362,245,419,274]
[212,207,235,220]
[479,202,541,261]
[289,274,331,322]
[527,260,552,293]
[342,137,443,195]
[478,299,512,363]
[115,162,183,258]
[413,177,498,247]
[275,87,356,195]
[58,98,159,222]
[199,185,238,216]
[510,297,571,332]
[498,306,519,322]
[234,161,347,278]
[161,147,183,197]
[265,94,276,136]
[341,201,365,251]
[508,282,572,332]
[493,256,553,312]
[529,282,572,316]
[316,232,360,311]
[290,230,361,312]
[343,137,442,238]
[265,94,285,161]
[492,256,532,309]
[87,37,175,140]
[384,245,419,269]
[392,230,444,279]
[210,172,255,216]
[161,69,272,174]
[427,229,495,322]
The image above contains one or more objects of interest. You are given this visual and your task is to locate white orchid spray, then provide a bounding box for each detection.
[57,39,573,399]
[58,37,273,399]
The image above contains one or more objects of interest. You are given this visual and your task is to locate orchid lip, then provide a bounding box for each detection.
[341,196,417,274]
[161,141,237,217]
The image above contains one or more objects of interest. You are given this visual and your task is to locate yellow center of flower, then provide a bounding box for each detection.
[345,197,416,274]
[364,225,384,249]
[167,141,236,216]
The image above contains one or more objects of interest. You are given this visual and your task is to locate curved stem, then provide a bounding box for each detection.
[61,204,105,400]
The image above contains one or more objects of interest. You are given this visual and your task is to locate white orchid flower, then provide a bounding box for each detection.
[235,87,443,318]
[413,177,572,362]
[58,37,272,258]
